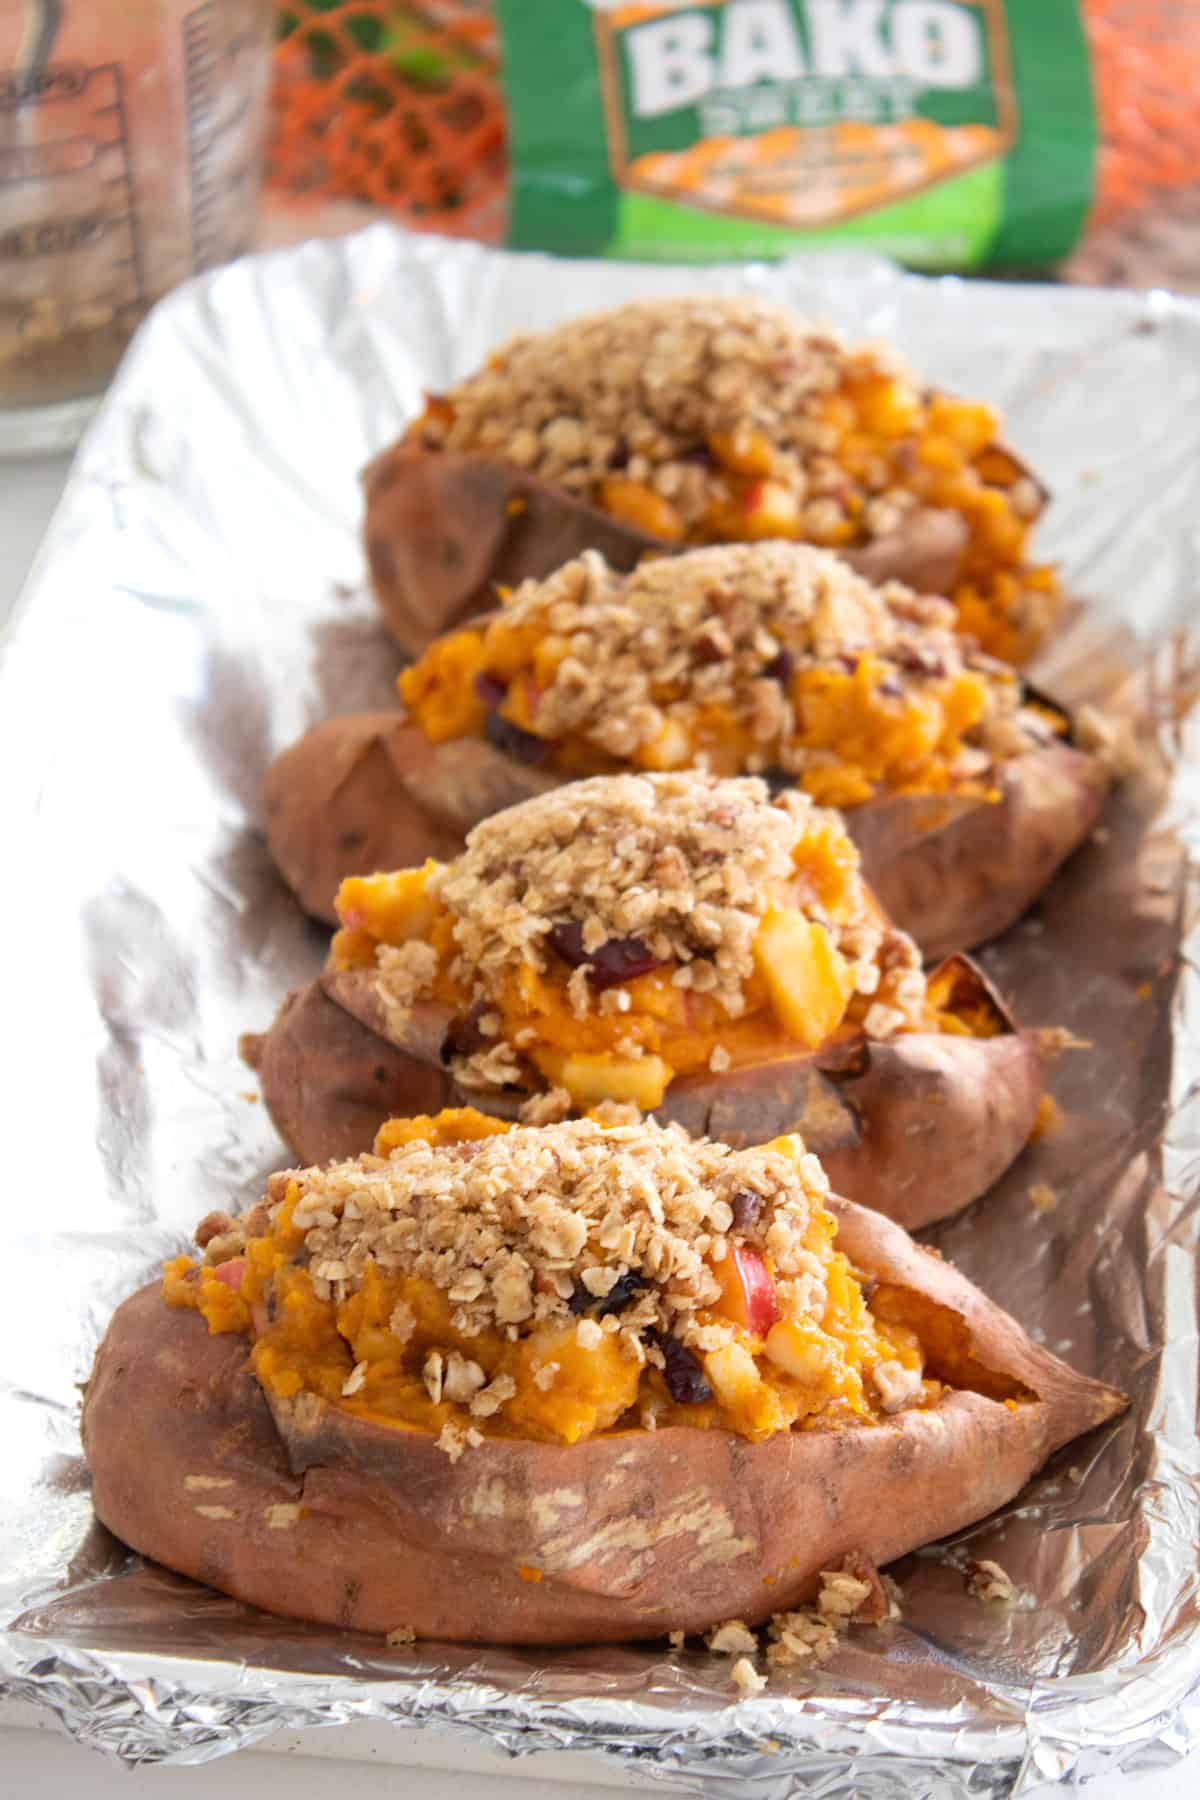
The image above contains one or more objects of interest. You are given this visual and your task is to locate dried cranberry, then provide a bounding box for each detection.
[545,921,583,961]
[763,649,794,684]
[485,710,553,765]
[548,922,589,966]
[569,1269,645,1318]
[694,626,731,664]
[442,1001,490,1063]
[761,766,796,797]
[837,653,860,674]
[607,443,630,470]
[730,1190,763,1232]
[474,671,508,709]
[598,1270,644,1317]
[681,443,716,467]
[654,1333,713,1406]
[547,922,663,990]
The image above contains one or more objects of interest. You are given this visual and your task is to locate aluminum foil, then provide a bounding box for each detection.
[1,227,1199,1796]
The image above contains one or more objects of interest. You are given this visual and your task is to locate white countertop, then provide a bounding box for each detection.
[1,449,1195,1800]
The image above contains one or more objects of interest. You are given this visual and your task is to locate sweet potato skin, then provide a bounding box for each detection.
[244,980,455,1166]
[263,714,557,927]
[253,963,1040,1227]
[81,1203,1125,1645]
[656,1028,1042,1232]
[363,447,662,657]
[362,445,973,656]
[846,743,1109,962]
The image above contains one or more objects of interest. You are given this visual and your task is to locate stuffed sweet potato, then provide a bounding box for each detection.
[265,543,1110,955]
[249,772,1042,1229]
[82,1109,1127,1647]
[365,296,1057,663]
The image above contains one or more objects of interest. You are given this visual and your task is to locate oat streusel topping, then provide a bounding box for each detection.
[364,771,928,1093]
[428,770,892,1024]
[483,543,1050,775]
[251,1117,834,1356]
[426,298,854,493]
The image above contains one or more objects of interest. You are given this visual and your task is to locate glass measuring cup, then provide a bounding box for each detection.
[0,1,273,456]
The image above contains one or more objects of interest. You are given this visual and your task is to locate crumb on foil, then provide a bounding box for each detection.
[730,1655,768,1697]
[967,1558,1017,1605]
[1037,1026,1093,1060]
[706,1619,758,1656]
[703,1555,901,1694]
[1031,1093,1062,1140]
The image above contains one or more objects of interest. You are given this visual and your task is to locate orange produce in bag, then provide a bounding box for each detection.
[269,1,506,238]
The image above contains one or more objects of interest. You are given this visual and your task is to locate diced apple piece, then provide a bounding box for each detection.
[737,479,802,539]
[703,1341,766,1411]
[764,1318,836,1384]
[535,1049,673,1111]
[703,1341,788,1438]
[639,718,693,771]
[752,908,855,1048]
[712,1246,780,1337]
[335,860,441,943]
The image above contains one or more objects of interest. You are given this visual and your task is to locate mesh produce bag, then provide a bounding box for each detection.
[269,2,506,240]
[1066,0,1200,285]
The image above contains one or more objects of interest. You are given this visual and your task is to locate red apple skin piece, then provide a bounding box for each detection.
[714,1246,781,1336]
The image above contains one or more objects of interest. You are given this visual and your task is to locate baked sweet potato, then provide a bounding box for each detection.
[364,443,971,657]
[368,295,1057,662]
[249,958,1039,1231]
[250,772,1042,1228]
[82,1114,1125,1646]
[265,543,1109,951]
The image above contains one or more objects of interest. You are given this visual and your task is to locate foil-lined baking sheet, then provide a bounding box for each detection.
[0,228,1198,1796]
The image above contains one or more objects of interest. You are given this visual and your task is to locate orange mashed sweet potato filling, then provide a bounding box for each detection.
[401,627,1003,813]
[164,1110,940,1447]
[328,847,1003,1114]
[411,373,1057,664]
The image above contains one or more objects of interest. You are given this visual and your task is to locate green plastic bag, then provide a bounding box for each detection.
[496,0,1096,269]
